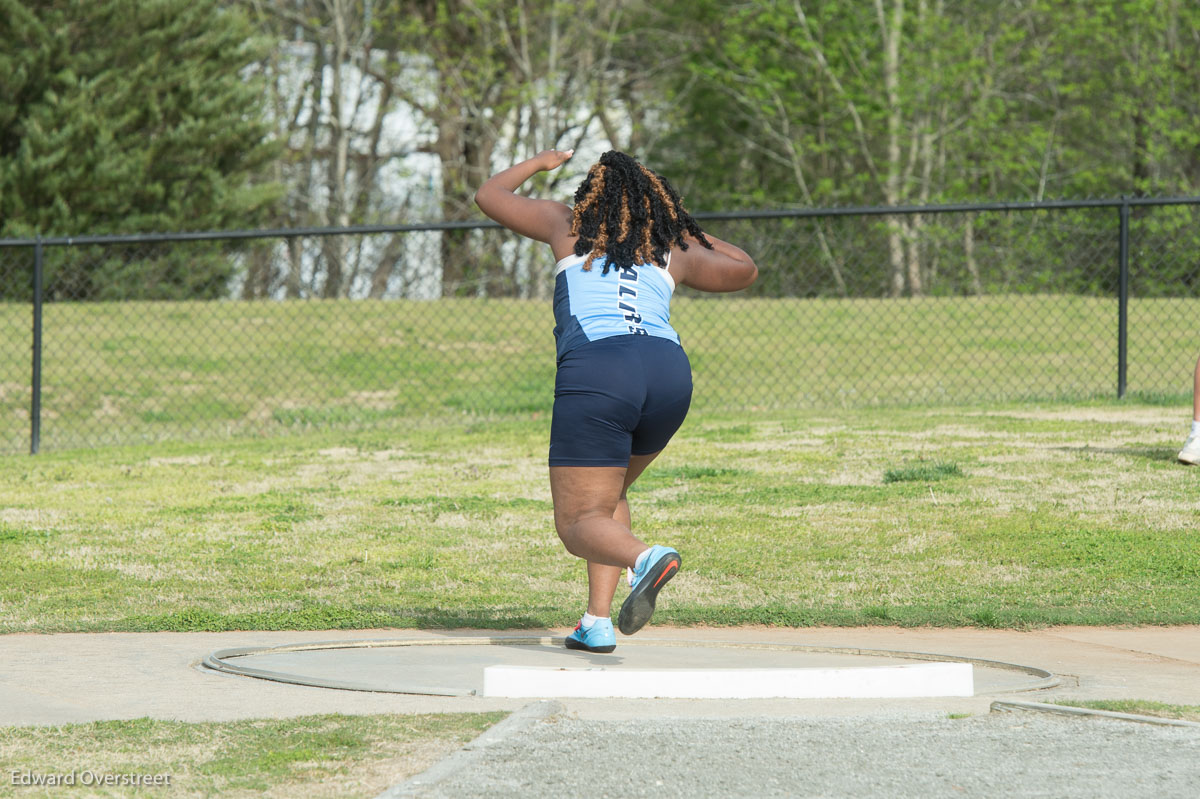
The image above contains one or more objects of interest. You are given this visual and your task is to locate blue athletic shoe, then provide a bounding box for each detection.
[564,618,616,653]
[618,545,681,636]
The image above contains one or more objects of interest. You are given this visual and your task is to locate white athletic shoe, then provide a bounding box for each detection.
[1178,430,1200,465]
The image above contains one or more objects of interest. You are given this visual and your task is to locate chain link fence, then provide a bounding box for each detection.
[2,199,1198,453]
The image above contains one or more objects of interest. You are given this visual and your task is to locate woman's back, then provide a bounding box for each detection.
[551,252,679,360]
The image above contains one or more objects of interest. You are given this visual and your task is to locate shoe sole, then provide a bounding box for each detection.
[617,551,681,636]
[564,637,616,654]
[1179,454,1200,465]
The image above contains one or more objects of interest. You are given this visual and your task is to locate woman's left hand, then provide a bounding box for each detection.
[537,149,574,171]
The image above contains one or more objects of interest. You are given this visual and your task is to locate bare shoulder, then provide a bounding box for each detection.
[548,213,580,261]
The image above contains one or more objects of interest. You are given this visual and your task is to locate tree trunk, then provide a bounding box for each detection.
[879,0,907,296]
[369,233,406,298]
[964,215,982,295]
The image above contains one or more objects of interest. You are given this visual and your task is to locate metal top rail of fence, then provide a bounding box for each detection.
[4,195,1200,248]
[3,195,1200,453]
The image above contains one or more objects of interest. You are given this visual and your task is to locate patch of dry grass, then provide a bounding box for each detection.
[0,713,505,799]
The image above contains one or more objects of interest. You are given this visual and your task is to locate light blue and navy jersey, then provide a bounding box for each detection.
[552,252,680,360]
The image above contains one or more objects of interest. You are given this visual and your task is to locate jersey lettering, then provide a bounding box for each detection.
[617,267,645,334]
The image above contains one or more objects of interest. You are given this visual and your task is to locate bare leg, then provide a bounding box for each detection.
[582,452,662,617]
[1178,356,1200,464]
[550,466,644,567]
[1192,354,1200,421]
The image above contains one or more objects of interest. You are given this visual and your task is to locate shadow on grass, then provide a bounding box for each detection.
[117,606,561,633]
[1061,445,1181,463]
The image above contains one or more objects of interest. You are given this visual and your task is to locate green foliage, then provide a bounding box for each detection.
[628,1,1200,299]
[0,0,282,299]
[647,0,1200,209]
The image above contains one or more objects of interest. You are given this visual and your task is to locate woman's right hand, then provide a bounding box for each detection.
[537,149,574,171]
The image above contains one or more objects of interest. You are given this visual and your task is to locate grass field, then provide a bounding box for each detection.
[3,295,1198,794]
[2,401,1197,634]
[2,295,1196,452]
[0,712,504,799]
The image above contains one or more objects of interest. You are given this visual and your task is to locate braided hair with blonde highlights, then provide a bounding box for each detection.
[569,151,712,274]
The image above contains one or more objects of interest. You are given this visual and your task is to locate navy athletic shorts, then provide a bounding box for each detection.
[549,334,693,467]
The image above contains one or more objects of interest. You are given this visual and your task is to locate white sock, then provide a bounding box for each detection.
[628,548,653,586]
[581,612,606,628]
[1191,419,1200,436]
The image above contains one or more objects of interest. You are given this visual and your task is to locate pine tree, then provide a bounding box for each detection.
[0,0,281,299]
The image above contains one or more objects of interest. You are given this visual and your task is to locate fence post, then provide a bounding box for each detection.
[31,236,43,454]
[1117,201,1130,399]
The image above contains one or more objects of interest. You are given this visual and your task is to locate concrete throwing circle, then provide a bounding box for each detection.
[202,636,1058,699]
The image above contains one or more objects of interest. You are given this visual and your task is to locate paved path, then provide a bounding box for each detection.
[383,704,1200,799]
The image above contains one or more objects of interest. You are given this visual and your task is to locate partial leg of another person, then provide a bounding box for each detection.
[1179,354,1200,465]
